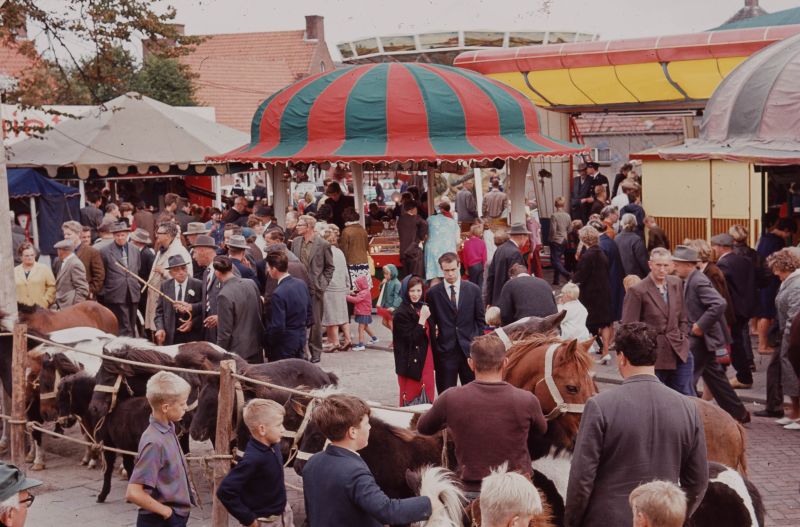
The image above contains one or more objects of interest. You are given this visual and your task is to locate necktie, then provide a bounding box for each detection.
[205,272,213,314]
[120,245,128,267]
[177,283,183,302]
[450,284,457,308]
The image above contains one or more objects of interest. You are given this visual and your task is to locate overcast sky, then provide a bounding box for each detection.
[164,0,798,60]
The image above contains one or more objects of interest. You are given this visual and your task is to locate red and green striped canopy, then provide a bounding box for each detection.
[210,63,586,165]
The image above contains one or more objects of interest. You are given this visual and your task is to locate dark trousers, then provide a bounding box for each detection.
[309,293,324,361]
[766,346,785,413]
[549,242,571,284]
[691,342,747,421]
[136,511,188,527]
[434,350,475,395]
[656,352,696,396]
[730,317,754,384]
[108,302,137,337]
[467,263,484,288]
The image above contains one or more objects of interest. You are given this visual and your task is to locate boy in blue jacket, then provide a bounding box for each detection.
[217,399,293,527]
[302,394,432,527]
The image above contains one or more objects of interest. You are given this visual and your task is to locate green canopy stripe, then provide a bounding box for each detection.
[337,64,390,156]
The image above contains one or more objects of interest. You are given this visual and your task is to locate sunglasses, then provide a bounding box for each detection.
[20,494,35,508]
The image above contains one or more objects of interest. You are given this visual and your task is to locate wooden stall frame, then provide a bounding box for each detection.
[211,359,236,526]
[11,324,27,467]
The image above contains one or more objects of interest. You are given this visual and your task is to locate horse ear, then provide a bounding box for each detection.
[563,339,578,361]
[578,337,596,353]
[404,468,422,493]
[543,310,567,330]
[292,400,306,416]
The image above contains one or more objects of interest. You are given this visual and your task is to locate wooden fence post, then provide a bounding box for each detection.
[212,359,236,527]
[10,324,26,467]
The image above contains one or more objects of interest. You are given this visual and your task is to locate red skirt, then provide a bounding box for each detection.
[397,342,436,405]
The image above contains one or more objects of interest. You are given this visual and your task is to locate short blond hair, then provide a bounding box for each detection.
[623,274,642,291]
[560,282,580,300]
[554,196,565,208]
[629,481,687,527]
[299,214,316,229]
[649,247,671,261]
[146,371,191,407]
[480,463,542,526]
[243,398,285,432]
[485,306,501,327]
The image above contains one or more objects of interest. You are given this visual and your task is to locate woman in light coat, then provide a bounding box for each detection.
[769,248,800,429]
[321,226,352,351]
[14,243,56,308]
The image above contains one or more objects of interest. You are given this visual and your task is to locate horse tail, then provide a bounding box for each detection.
[735,421,748,477]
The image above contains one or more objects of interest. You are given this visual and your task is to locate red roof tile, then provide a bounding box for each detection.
[575,113,684,135]
[180,30,333,131]
[0,41,35,78]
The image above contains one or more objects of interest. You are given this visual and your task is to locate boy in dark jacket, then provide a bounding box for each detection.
[217,399,293,527]
[302,394,432,527]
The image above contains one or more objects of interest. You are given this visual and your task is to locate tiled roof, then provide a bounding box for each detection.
[575,114,684,136]
[0,41,35,78]
[180,30,325,132]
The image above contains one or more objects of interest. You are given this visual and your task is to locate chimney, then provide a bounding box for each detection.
[305,15,324,42]
[745,0,759,6]
[171,24,185,36]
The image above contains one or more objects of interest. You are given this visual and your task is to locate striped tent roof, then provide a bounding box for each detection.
[209,63,586,165]
[659,32,800,165]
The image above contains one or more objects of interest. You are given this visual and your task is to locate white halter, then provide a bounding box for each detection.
[539,343,586,421]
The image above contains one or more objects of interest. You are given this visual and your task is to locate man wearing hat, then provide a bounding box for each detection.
[570,163,594,224]
[485,224,527,307]
[586,161,609,201]
[154,255,203,345]
[92,217,117,251]
[100,221,141,336]
[226,234,259,288]
[129,228,156,322]
[189,235,239,344]
[145,222,193,339]
[672,245,750,423]
[184,222,211,281]
[0,463,42,527]
[53,239,89,309]
[711,232,756,389]
[214,256,264,363]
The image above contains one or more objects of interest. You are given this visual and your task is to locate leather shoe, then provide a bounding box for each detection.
[729,378,753,390]
[754,409,784,418]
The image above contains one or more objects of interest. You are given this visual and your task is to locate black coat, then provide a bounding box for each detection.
[486,240,525,306]
[615,231,649,279]
[570,176,593,223]
[496,275,557,325]
[427,280,485,357]
[572,245,612,328]
[154,277,203,345]
[717,252,756,320]
[392,302,428,381]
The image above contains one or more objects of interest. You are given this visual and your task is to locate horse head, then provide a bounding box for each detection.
[504,335,596,458]
[190,374,221,442]
[495,311,567,342]
[39,353,82,422]
[56,373,95,429]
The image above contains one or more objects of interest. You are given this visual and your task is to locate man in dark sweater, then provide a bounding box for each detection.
[496,263,558,325]
[417,334,547,496]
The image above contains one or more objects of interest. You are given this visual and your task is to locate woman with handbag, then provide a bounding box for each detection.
[392,275,436,406]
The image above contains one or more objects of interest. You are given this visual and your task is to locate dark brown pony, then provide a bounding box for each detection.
[503,335,598,458]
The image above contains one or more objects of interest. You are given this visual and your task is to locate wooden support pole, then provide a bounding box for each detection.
[211,359,236,527]
[350,162,365,228]
[11,324,27,467]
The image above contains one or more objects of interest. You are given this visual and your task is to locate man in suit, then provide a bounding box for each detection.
[621,247,693,395]
[215,256,264,363]
[53,239,89,309]
[324,181,356,230]
[672,246,750,423]
[264,250,312,361]
[261,234,311,325]
[397,200,428,278]
[711,232,756,389]
[586,161,609,199]
[565,322,708,527]
[485,224,527,306]
[99,222,141,336]
[570,164,593,224]
[496,263,557,325]
[226,234,260,288]
[645,216,670,252]
[454,178,477,231]
[80,191,104,241]
[189,235,237,344]
[302,394,432,526]
[154,255,203,345]
[61,221,105,299]
[292,215,335,363]
[428,252,485,393]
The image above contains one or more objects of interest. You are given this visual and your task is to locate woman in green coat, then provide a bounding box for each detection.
[376,264,402,334]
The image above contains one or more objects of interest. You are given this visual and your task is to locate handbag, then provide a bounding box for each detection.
[403,385,431,406]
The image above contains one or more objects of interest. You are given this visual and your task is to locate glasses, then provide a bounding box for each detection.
[20,494,35,509]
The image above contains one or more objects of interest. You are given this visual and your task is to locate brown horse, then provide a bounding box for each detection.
[16,302,118,335]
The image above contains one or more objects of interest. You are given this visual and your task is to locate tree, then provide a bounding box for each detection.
[0,1,203,105]
[131,56,197,106]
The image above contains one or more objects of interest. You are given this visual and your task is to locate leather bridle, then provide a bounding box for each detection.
[535,343,587,421]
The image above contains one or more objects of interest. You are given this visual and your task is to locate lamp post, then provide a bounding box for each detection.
[0,74,19,326]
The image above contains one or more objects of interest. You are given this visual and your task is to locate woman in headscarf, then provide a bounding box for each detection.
[392,275,436,405]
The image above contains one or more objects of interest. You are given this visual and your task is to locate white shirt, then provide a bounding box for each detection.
[611,192,629,210]
[173,279,188,301]
[445,278,461,306]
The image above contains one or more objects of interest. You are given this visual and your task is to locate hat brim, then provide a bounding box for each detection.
[191,242,217,248]
[227,244,249,250]
[165,263,189,269]
[672,257,699,263]
[184,229,211,235]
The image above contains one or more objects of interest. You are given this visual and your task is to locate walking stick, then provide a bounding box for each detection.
[114,261,192,323]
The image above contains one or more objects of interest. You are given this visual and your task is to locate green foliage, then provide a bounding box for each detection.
[131,56,197,106]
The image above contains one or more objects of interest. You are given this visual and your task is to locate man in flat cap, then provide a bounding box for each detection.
[0,463,42,527]
[711,232,756,389]
[53,239,89,309]
[154,255,203,345]
[672,245,750,423]
[100,222,141,336]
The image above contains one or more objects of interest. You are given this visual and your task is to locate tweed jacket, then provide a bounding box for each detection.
[621,274,690,370]
[216,276,263,359]
[55,254,89,308]
[76,243,105,298]
[100,241,142,304]
[291,235,335,296]
[683,269,731,354]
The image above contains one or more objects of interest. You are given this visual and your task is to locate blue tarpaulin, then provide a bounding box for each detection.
[7,168,80,255]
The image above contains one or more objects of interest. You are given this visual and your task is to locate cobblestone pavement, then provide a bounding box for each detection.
[13,313,800,526]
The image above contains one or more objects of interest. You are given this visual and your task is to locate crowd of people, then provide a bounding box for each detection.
[8,161,794,527]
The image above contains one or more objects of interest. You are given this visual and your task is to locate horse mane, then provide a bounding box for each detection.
[16,303,41,315]
[49,353,83,376]
[103,346,175,377]
[175,345,248,372]
[415,465,465,527]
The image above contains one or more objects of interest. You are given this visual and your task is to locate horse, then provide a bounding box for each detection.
[406,466,465,527]
[692,398,748,475]
[55,372,101,468]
